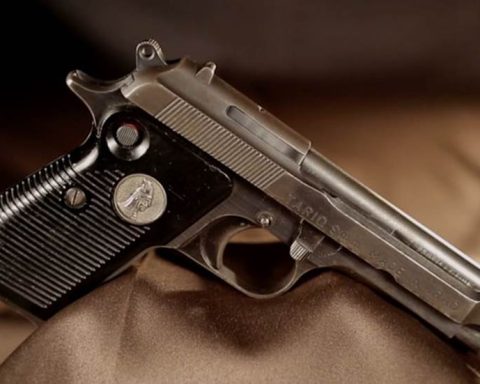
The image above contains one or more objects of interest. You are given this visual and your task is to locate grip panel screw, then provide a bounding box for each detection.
[64,187,87,209]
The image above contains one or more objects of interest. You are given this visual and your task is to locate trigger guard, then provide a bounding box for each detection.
[196,216,312,298]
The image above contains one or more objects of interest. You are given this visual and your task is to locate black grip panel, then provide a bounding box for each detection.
[0,109,233,319]
[0,157,138,311]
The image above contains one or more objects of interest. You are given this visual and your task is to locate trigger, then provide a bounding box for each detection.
[200,217,253,270]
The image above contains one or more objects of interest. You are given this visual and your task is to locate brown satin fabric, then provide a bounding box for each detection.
[1,95,480,382]
[0,255,475,384]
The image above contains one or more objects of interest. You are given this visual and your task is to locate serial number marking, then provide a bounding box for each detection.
[403,239,475,290]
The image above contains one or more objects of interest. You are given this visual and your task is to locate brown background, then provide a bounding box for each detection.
[1,1,480,382]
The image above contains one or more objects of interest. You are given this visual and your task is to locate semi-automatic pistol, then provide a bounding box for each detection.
[1,39,480,357]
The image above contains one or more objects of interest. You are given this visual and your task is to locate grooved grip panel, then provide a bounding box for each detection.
[0,155,149,316]
[0,109,234,319]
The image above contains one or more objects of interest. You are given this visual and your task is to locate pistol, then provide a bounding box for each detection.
[1,39,480,356]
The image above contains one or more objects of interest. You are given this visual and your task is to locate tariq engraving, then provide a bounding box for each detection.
[121,178,154,219]
[286,193,328,228]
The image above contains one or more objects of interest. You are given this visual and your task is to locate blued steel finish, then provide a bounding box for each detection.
[1,39,480,356]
